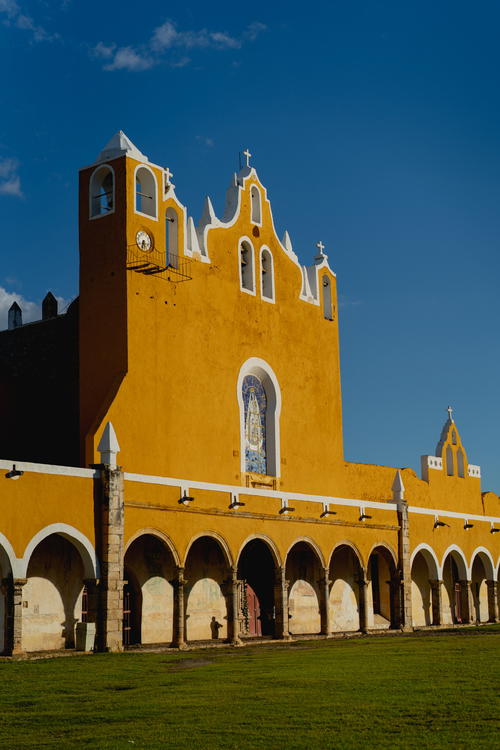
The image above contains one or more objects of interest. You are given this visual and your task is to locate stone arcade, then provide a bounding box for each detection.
[0,132,498,654]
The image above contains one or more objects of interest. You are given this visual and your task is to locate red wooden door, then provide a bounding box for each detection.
[246,584,262,636]
[454,582,462,623]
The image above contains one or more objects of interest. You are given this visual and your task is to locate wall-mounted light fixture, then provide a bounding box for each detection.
[229,494,245,510]
[320,503,337,518]
[279,500,295,515]
[5,464,24,480]
[433,517,449,528]
[179,490,194,505]
[359,508,372,522]
[463,521,474,530]
[490,525,500,534]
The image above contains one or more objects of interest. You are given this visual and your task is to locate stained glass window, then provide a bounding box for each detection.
[243,374,267,474]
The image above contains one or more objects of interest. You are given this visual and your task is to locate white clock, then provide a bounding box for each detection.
[136,230,152,251]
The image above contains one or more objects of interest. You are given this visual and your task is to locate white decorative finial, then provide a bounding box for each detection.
[392,470,405,504]
[164,166,174,185]
[243,148,252,168]
[97,421,120,469]
[316,241,325,254]
[447,405,454,422]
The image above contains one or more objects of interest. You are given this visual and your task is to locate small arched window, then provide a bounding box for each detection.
[322,275,333,320]
[240,241,255,293]
[135,166,157,218]
[251,186,261,224]
[166,208,178,268]
[90,165,114,218]
[457,448,465,478]
[446,445,454,476]
[260,248,274,302]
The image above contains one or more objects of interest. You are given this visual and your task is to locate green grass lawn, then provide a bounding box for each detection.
[0,629,499,749]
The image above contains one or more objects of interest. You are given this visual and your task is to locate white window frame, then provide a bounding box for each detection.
[239,237,256,295]
[260,246,275,303]
[134,164,158,221]
[89,164,115,221]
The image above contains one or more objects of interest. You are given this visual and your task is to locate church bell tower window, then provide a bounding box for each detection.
[89,165,114,218]
[240,240,255,293]
[261,248,274,302]
[135,165,157,219]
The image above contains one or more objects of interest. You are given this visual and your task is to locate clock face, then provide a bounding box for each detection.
[136,230,152,252]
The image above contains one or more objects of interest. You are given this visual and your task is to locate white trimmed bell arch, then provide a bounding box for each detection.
[440,544,469,579]
[410,543,440,579]
[20,524,99,579]
[237,357,282,478]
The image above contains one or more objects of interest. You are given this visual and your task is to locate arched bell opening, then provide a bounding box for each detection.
[184,536,230,642]
[410,549,439,626]
[23,534,86,652]
[285,541,322,636]
[123,534,177,646]
[442,550,468,624]
[366,545,398,629]
[237,539,277,638]
[329,544,363,632]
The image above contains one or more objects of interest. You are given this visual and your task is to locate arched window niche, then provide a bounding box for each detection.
[237,358,281,478]
[322,274,333,320]
[446,445,454,476]
[135,165,157,219]
[166,207,178,268]
[90,165,114,218]
[260,247,274,302]
[239,239,255,294]
[251,185,262,224]
[457,447,465,478]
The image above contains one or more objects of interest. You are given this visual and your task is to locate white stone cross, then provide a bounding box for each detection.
[243,148,252,168]
[447,405,454,422]
[316,241,325,254]
[164,166,174,184]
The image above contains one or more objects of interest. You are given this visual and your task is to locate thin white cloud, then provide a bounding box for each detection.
[93,19,267,72]
[0,0,57,42]
[196,135,215,148]
[0,157,23,198]
[104,46,154,72]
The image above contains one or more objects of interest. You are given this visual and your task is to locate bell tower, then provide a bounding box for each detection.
[78,132,152,465]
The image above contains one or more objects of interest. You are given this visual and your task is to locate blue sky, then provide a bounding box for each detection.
[1,1,499,491]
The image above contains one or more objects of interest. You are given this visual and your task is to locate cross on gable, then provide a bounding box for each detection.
[316,241,325,254]
[164,167,174,184]
[243,148,252,168]
[447,405,454,422]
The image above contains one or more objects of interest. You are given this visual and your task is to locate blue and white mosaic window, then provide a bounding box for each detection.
[243,375,267,474]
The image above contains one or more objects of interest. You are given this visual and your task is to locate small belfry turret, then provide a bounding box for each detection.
[421,407,481,482]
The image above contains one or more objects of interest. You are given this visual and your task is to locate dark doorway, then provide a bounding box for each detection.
[123,572,142,646]
[238,540,275,637]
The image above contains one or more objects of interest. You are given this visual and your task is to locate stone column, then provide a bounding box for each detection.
[223,567,242,645]
[172,566,187,649]
[389,575,403,630]
[486,580,499,623]
[97,466,125,652]
[4,578,27,655]
[274,567,291,640]
[83,578,99,624]
[357,574,369,632]
[429,579,443,626]
[396,494,413,631]
[319,569,331,636]
[458,580,472,624]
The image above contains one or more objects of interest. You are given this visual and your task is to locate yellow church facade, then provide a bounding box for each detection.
[0,132,498,654]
